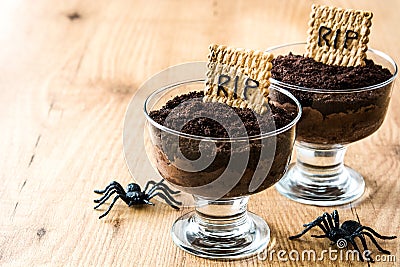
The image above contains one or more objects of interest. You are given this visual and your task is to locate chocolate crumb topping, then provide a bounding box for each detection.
[271,53,392,90]
[149,91,296,138]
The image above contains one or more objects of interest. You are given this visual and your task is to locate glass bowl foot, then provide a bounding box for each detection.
[276,163,365,206]
[171,197,270,259]
[276,142,365,206]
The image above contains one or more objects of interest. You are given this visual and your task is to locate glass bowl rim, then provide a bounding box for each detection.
[267,42,398,93]
[143,79,302,142]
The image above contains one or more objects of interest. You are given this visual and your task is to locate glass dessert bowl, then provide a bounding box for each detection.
[267,42,398,206]
[143,76,301,259]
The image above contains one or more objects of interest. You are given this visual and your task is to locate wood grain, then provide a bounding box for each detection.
[0,0,398,266]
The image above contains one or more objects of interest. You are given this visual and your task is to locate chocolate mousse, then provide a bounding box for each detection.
[148,91,297,198]
[271,53,393,144]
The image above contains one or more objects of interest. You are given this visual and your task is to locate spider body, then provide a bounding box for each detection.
[124,183,146,206]
[289,210,396,262]
[94,179,182,219]
[321,220,359,243]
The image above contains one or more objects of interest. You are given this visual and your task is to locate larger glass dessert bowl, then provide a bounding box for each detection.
[143,78,301,259]
[268,43,397,206]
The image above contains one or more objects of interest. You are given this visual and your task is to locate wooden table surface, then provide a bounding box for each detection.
[1,0,399,266]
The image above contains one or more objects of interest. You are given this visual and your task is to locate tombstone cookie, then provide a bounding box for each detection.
[204,44,274,114]
[305,4,373,67]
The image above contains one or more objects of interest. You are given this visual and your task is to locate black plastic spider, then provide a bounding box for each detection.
[94,179,182,219]
[289,210,397,262]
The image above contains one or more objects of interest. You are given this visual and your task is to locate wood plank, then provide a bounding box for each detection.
[0,0,398,266]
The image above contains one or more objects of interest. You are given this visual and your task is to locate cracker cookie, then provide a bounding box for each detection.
[204,44,273,114]
[306,5,373,67]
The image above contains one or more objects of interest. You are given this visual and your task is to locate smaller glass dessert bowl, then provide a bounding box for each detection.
[143,78,301,259]
[267,42,398,206]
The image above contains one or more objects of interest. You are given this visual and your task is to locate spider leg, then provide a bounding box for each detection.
[98,195,120,219]
[94,185,114,197]
[143,180,158,193]
[332,210,340,229]
[146,180,180,197]
[347,237,364,262]
[94,188,115,203]
[148,189,182,206]
[306,217,326,226]
[143,199,155,206]
[144,179,168,195]
[318,223,328,234]
[158,180,180,194]
[355,235,374,262]
[94,190,117,209]
[94,183,113,194]
[358,226,397,240]
[323,212,334,229]
[110,182,125,193]
[320,215,332,233]
[148,187,182,205]
[147,183,180,197]
[94,181,124,194]
[94,186,125,203]
[94,183,125,202]
[303,216,327,229]
[311,234,327,238]
[148,192,180,210]
[362,232,391,254]
[289,217,328,240]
